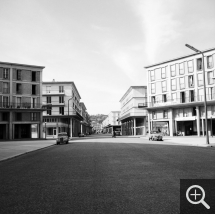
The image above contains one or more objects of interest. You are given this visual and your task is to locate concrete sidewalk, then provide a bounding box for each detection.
[142,135,215,147]
[0,140,56,161]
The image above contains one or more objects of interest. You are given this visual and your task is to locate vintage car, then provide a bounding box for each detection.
[149,131,163,141]
[56,132,69,145]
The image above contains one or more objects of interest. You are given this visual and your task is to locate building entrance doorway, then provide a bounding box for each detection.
[15,124,31,139]
[184,121,194,136]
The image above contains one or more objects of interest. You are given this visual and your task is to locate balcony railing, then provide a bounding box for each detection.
[148,94,215,108]
[0,102,46,109]
[43,90,65,95]
[3,88,9,94]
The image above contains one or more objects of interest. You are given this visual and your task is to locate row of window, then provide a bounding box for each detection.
[46,107,64,115]
[46,96,64,104]
[1,68,38,81]
[150,55,214,81]
[1,82,38,95]
[151,71,214,94]
[151,87,215,104]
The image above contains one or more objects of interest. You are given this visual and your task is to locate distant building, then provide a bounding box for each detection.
[80,102,92,134]
[119,86,148,136]
[0,61,45,140]
[145,47,215,136]
[102,111,121,134]
[42,81,83,138]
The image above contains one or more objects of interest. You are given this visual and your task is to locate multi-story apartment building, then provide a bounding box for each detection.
[102,111,121,134]
[79,102,91,134]
[119,86,148,136]
[145,47,215,136]
[42,81,83,138]
[0,61,44,140]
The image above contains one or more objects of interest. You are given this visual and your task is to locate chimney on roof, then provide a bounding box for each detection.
[53,79,55,82]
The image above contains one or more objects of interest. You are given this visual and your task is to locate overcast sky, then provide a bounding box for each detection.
[0,0,215,114]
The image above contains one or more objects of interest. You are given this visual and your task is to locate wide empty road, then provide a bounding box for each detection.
[1,135,215,214]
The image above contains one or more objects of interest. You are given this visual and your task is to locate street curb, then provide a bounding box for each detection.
[0,144,56,163]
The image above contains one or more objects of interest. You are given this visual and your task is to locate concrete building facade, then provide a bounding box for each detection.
[145,47,215,137]
[119,86,148,136]
[102,111,121,134]
[42,81,83,138]
[0,61,45,140]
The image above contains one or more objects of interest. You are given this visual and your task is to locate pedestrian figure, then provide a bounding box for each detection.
[112,131,116,138]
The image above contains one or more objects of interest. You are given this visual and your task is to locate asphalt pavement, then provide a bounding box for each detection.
[1,135,215,214]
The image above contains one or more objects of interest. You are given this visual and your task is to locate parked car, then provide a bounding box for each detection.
[56,132,69,145]
[149,131,163,141]
[79,133,85,137]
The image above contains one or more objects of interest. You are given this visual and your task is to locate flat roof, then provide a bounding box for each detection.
[119,86,147,102]
[42,81,81,99]
[144,47,215,69]
[0,61,45,69]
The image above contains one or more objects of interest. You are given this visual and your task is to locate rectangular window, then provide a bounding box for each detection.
[31,113,37,121]
[183,109,188,117]
[32,85,36,95]
[188,60,193,73]
[59,96,64,103]
[59,86,64,93]
[151,83,155,94]
[3,68,9,79]
[3,82,9,94]
[161,67,166,78]
[46,86,51,93]
[180,91,185,103]
[190,90,195,102]
[162,81,167,92]
[171,79,177,90]
[151,96,156,104]
[3,96,9,107]
[197,58,203,70]
[2,112,9,121]
[47,96,51,103]
[47,106,52,115]
[16,113,22,121]
[32,71,36,81]
[171,65,176,77]
[208,71,214,85]
[189,75,194,87]
[150,70,155,81]
[163,110,168,119]
[16,83,22,94]
[172,93,177,102]
[179,62,184,75]
[17,97,21,108]
[207,55,213,68]
[162,94,167,102]
[197,73,203,86]
[32,98,36,108]
[152,111,156,119]
[17,70,22,80]
[59,107,64,115]
[180,77,185,89]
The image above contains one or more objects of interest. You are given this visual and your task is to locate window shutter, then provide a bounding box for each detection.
[0,67,3,78]
[13,68,17,80]
[36,72,40,82]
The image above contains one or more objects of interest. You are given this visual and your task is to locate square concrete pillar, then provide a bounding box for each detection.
[196,106,200,136]
[133,118,136,136]
[169,108,173,137]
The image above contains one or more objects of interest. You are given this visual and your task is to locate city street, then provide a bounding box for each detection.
[1,134,215,214]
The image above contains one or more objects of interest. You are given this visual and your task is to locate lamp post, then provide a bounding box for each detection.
[67,97,74,137]
[185,44,209,145]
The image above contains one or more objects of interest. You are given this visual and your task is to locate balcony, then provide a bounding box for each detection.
[3,88,9,94]
[0,102,45,109]
[148,94,215,109]
[43,90,65,96]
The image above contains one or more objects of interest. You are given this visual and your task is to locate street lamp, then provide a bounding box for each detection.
[185,44,209,145]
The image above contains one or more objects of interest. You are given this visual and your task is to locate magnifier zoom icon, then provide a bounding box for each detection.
[186,185,210,209]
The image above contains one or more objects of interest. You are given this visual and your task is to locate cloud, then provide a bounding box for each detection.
[129,0,181,63]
